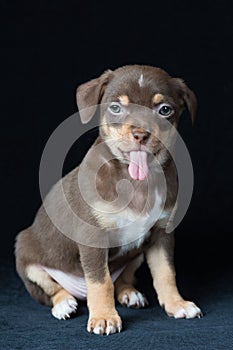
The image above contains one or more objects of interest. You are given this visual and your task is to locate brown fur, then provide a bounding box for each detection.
[15,65,201,334]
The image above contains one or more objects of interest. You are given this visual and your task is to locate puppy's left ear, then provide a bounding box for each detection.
[76,70,113,124]
[171,78,197,124]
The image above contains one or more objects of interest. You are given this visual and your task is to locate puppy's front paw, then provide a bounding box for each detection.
[52,297,78,320]
[165,300,203,319]
[118,288,148,309]
[87,312,122,335]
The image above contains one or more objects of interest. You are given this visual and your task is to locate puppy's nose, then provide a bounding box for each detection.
[132,129,150,144]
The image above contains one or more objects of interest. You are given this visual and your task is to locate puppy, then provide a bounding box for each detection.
[15,65,202,335]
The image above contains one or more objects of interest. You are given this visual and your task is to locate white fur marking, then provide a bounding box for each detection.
[174,302,202,319]
[120,290,148,308]
[109,189,165,256]
[138,74,144,87]
[52,298,78,320]
[106,325,117,335]
[93,326,104,335]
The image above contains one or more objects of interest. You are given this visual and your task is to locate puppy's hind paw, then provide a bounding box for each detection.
[118,288,148,309]
[52,297,78,320]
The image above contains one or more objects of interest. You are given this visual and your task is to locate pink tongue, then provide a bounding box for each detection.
[128,151,148,181]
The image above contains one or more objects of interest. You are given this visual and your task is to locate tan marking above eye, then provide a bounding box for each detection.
[118,95,129,106]
[153,93,164,105]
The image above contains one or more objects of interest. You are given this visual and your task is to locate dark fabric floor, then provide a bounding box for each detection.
[1,235,233,350]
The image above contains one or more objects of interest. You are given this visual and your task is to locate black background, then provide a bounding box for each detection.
[0,0,232,259]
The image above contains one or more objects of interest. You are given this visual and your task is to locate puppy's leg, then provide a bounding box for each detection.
[51,289,78,320]
[146,231,202,319]
[26,265,78,320]
[115,254,148,308]
[79,246,122,335]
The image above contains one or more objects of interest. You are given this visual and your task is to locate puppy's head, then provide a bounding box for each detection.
[76,65,197,180]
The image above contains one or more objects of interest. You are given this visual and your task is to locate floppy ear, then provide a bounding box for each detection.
[76,70,112,124]
[172,78,197,124]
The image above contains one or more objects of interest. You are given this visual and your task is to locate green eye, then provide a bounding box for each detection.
[109,104,122,114]
[158,104,174,117]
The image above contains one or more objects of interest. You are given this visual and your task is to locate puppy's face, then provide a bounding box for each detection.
[76,65,197,180]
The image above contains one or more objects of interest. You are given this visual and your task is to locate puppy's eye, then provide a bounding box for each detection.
[109,104,122,114]
[158,104,174,117]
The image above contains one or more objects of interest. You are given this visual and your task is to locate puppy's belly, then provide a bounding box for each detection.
[41,265,126,300]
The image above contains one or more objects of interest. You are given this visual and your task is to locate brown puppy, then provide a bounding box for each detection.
[15,65,202,335]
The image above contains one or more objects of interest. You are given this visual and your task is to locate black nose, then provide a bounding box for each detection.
[132,129,150,144]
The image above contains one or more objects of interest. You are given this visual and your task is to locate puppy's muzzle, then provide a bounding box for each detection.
[131,128,150,145]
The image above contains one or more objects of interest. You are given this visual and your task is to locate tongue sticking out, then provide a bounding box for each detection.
[128,151,148,181]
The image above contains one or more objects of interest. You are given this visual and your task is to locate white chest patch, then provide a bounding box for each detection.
[97,189,169,256]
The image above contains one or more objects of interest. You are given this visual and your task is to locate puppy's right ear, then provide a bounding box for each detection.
[76,70,112,124]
